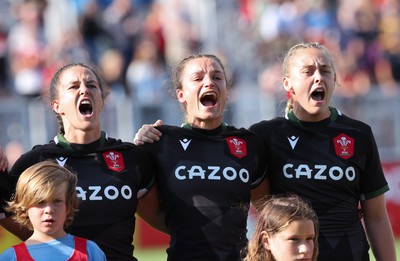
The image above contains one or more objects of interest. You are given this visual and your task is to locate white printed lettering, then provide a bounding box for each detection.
[188,165,206,179]
[295,164,312,179]
[282,164,357,181]
[175,166,187,180]
[89,186,102,200]
[76,185,133,201]
[76,187,87,200]
[104,186,119,200]
[121,185,133,199]
[223,167,237,180]
[208,166,221,180]
[174,165,250,183]
[314,165,327,180]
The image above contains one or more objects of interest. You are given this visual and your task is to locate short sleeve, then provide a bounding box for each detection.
[136,150,156,199]
[86,240,107,261]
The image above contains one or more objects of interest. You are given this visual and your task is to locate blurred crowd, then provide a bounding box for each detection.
[0,0,399,105]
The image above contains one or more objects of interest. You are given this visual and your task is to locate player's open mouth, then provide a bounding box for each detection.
[79,100,93,116]
[200,92,218,107]
[311,89,325,101]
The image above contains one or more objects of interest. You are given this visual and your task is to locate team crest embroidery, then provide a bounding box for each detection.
[103,150,125,172]
[333,133,354,159]
[226,137,247,159]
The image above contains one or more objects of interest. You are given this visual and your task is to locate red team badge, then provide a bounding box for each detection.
[103,150,125,172]
[333,133,354,159]
[226,137,247,159]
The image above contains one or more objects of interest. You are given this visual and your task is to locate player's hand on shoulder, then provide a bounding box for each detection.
[134,119,163,146]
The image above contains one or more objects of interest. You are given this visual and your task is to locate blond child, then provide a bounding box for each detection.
[0,161,106,261]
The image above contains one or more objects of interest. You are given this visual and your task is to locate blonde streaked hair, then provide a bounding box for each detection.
[6,161,79,230]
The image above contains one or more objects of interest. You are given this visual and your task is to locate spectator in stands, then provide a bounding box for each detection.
[7,0,49,98]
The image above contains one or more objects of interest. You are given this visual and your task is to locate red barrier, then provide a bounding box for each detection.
[135,217,169,248]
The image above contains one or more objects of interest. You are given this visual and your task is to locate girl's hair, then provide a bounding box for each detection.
[243,194,319,261]
[282,42,339,114]
[6,161,79,230]
[49,63,109,134]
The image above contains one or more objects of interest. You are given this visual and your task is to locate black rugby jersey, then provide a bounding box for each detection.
[0,170,14,218]
[141,124,267,261]
[8,131,154,261]
[250,107,389,261]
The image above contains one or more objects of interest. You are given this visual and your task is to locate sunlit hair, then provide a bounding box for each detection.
[6,161,79,230]
[49,63,109,134]
[282,42,339,114]
[243,194,319,261]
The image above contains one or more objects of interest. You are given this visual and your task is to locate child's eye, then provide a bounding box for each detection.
[36,201,45,206]
[54,199,63,204]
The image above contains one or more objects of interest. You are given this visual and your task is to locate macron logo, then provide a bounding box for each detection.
[179,138,191,151]
[287,136,299,150]
[56,157,68,167]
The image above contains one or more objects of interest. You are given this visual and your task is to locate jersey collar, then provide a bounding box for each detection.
[181,122,228,135]
[286,107,341,126]
[54,131,107,150]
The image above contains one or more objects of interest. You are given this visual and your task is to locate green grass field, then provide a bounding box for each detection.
[1,228,399,260]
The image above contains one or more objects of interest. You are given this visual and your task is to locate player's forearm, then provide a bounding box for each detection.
[362,195,396,260]
[365,218,396,261]
[137,185,168,234]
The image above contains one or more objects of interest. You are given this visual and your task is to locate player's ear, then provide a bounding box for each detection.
[283,76,291,92]
[176,89,186,104]
[261,231,272,250]
[52,100,64,115]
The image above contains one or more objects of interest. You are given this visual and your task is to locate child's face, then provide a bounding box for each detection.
[263,219,315,261]
[27,183,68,241]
